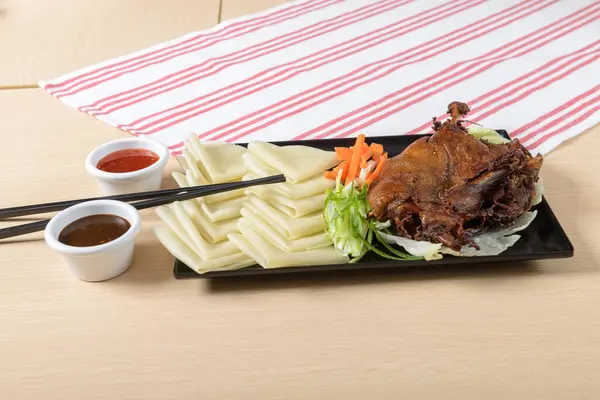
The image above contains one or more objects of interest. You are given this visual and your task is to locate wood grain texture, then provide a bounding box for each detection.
[220,0,290,21]
[0,0,220,86]
[0,88,599,399]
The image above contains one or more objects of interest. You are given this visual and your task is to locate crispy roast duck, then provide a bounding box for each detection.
[367,102,543,251]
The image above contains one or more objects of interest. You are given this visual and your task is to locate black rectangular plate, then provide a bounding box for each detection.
[173,131,573,279]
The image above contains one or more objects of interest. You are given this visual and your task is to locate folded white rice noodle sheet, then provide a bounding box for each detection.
[182,159,245,205]
[242,154,334,198]
[247,141,339,183]
[180,201,240,244]
[174,134,247,203]
[240,207,332,252]
[155,203,252,274]
[155,135,255,274]
[160,137,350,273]
[154,227,254,274]
[198,196,245,223]
[226,142,349,268]
[184,134,247,183]
[156,203,240,259]
[229,222,347,269]
[244,186,326,218]
[244,195,326,240]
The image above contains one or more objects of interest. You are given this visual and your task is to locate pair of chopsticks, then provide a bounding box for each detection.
[0,174,285,240]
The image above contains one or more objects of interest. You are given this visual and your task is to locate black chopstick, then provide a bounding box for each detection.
[0,174,285,219]
[0,174,285,241]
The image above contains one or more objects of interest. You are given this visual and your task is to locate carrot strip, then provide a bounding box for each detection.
[365,153,387,185]
[334,160,348,181]
[345,134,366,185]
[335,147,353,161]
[361,148,372,162]
[370,142,384,154]
[360,148,373,168]
[324,161,348,181]
[371,142,384,163]
[329,138,386,186]
[324,160,349,181]
[323,170,338,180]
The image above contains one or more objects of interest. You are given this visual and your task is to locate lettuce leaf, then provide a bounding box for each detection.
[467,125,511,144]
[532,178,544,206]
[323,177,370,262]
[379,211,537,261]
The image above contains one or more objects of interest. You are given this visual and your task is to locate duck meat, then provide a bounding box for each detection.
[367,102,543,250]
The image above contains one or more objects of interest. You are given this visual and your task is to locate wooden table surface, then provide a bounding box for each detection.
[0,0,219,87]
[1,1,599,399]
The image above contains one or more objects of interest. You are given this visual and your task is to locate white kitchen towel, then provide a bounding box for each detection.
[39,0,600,156]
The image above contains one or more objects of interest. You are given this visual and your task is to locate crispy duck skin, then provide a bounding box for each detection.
[367,102,543,250]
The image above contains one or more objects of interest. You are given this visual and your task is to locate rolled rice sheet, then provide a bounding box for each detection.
[181,200,240,244]
[240,207,332,252]
[228,222,348,269]
[245,187,326,218]
[247,141,339,183]
[245,194,326,239]
[154,227,254,274]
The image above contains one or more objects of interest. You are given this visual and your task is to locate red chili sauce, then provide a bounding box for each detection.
[58,214,131,247]
[96,148,159,173]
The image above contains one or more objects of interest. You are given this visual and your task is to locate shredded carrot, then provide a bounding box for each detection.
[323,170,338,180]
[324,136,386,185]
[335,147,353,161]
[345,134,366,185]
[333,160,348,181]
[370,142,384,154]
[365,153,387,185]
[359,148,373,168]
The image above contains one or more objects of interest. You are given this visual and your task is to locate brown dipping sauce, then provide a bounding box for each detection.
[58,214,131,247]
[96,148,159,173]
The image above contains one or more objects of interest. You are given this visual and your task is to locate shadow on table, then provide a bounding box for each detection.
[105,240,175,286]
[0,215,54,244]
[205,260,568,294]
[161,173,180,191]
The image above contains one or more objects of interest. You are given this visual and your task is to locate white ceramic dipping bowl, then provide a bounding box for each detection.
[45,200,141,282]
[85,137,169,195]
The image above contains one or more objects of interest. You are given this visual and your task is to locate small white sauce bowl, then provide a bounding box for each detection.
[85,137,169,195]
[45,200,141,282]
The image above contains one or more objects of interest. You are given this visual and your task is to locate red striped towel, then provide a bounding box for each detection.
[39,0,599,156]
